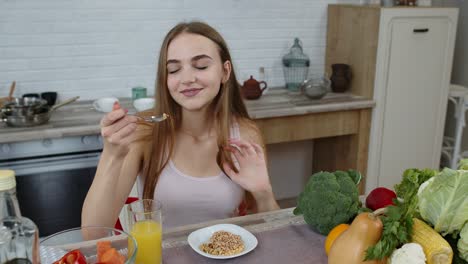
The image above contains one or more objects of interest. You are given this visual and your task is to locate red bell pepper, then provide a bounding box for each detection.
[365,187,397,211]
[53,249,87,264]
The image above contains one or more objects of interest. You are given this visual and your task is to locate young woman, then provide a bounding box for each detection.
[82,21,279,229]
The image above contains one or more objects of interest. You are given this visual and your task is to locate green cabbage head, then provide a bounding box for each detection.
[417,168,468,236]
[459,223,468,262]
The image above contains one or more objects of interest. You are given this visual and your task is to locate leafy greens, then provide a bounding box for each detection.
[365,169,436,260]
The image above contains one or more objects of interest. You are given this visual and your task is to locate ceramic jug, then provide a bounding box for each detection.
[241,76,267,100]
[395,0,416,5]
[330,64,352,93]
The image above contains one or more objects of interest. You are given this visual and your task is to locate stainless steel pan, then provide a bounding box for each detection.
[1,97,47,117]
[1,96,79,127]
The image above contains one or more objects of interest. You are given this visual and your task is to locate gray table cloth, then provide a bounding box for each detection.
[163,224,327,263]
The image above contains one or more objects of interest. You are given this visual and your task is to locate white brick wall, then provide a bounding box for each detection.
[0,0,358,100]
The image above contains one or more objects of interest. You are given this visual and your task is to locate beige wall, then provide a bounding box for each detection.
[433,0,468,84]
[450,1,468,86]
[438,0,468,166]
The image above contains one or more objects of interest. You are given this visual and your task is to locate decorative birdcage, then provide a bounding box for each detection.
[282,38,310,92]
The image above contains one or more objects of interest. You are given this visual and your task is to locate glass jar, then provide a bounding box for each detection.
[132,87,147,101]
[282,38,310,93]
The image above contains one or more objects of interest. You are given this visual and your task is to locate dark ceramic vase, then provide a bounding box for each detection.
[395,0,416,5]
[330,64,352,93]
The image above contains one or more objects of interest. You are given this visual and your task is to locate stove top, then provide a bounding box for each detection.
[0,135,103,160]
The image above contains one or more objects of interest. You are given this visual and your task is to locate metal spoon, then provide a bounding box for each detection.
[132,113,169,123]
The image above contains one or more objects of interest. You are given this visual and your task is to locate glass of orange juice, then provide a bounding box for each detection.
[127,199,162,264]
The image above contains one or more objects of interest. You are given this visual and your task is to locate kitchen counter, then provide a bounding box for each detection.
[0,89,374,144]
[1,89,374,192]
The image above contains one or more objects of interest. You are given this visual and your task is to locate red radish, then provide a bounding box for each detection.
[365,187,397,211]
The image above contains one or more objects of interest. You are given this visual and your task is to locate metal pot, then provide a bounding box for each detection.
[1,96,79,127]
[1,97,47,117]
[1,112,51,127]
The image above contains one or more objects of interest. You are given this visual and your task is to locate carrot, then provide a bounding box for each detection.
[96,240,112,262]
[100,248,125,264]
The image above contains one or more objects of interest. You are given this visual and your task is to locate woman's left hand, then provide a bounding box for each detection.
[222,139,273,194]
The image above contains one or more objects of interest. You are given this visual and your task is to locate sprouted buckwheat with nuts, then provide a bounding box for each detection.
[200,231,245,256]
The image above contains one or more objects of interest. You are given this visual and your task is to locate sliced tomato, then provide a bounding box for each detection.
[53,249,87,264]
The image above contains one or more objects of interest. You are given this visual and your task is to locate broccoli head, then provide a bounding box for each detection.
[293,170,360,235]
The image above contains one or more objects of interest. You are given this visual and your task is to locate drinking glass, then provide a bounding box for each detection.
[127,199,162,264]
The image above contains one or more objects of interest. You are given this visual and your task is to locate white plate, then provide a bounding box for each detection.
[187,224,258,259]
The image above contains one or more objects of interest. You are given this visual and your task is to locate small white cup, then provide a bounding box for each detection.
[93,97,119,112]
[133,98,155,112]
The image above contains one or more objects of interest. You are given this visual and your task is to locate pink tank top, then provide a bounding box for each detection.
[137,123,244,229]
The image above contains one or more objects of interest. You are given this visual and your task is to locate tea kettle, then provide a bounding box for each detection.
[241,76,267,100]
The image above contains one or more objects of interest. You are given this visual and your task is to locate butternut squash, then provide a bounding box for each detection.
[328,212,386,264]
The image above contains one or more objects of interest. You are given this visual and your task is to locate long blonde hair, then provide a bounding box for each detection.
[141,21,254,200]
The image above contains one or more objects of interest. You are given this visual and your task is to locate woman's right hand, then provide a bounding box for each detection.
[100,102,139,156]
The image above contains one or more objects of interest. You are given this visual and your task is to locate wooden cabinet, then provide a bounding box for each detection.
[250,92,374,194]
[326,5,458,192]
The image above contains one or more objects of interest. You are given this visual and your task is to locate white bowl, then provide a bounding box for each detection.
[187,224,258,259]
[93,97,119,113]
[133,98,155,112]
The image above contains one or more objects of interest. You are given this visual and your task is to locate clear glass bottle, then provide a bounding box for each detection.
[0,217,39,264]
[0,171,39,264]
[0,170,21,219]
